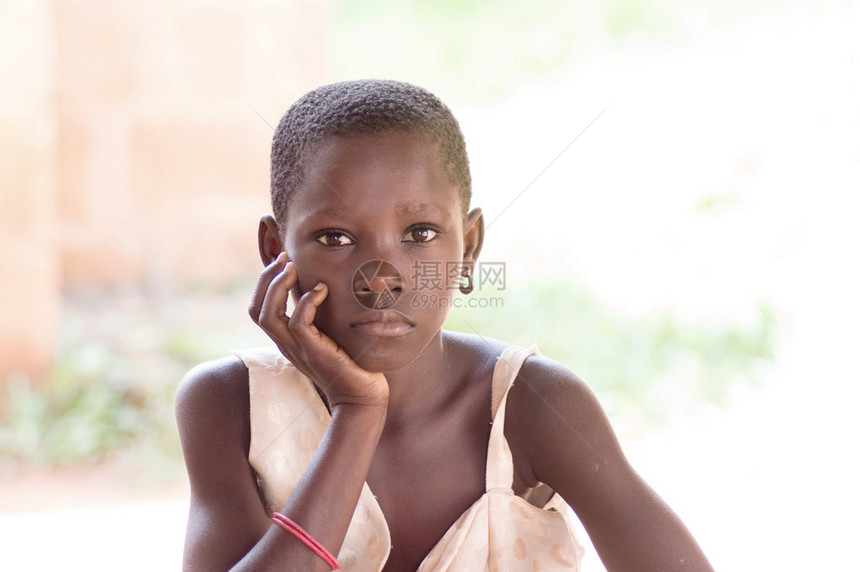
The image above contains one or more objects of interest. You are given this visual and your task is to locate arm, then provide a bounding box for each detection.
[176,255,389,571]
[506,355,713,571]
[176,357,269,570]
[233,402,387,571]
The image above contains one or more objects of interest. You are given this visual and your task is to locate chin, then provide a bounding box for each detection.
[328,328,437,374]
[348,342,419,374]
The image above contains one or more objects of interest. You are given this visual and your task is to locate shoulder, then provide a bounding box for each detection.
[176,356,249,421]
[441,329,508,371]
[505,352,633,493]
[175,356,251,460]
[508,352,596,421]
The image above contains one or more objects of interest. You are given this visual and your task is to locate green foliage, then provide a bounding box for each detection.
[0,341,182,476]
[0,285,271,473]
[444,280,777,427]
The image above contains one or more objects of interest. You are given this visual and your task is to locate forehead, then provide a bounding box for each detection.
[290,131,461,217]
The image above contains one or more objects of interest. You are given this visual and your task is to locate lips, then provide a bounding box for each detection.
[349,310,415,337]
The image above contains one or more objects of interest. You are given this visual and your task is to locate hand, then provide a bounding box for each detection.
[249,253,389,409]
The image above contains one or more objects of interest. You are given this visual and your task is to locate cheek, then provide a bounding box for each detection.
[311,279,354,317]
[407,259,464,294]
[287,248,347,292]
[285,255,352,323]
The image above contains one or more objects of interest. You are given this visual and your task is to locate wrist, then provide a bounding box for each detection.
[329,399,388,422]
[330,397,388,412]
[326,384,389,412]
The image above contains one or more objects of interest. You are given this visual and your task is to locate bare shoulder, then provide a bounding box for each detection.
[441,329,508,377]
[175,356,253,483]
[507,352,600,426]
[175,356,250,436]
[505,353,633,497]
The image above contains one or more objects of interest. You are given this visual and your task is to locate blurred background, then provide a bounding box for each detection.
[1,0,858,569]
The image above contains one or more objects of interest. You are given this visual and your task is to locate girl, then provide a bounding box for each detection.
[175,80,713,571]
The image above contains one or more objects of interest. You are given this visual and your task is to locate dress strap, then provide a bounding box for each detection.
[486,345,539,492]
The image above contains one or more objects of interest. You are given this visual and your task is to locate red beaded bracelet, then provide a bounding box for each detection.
[272,512,341,570]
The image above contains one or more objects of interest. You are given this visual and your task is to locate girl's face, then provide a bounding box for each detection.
[281,130,481,373]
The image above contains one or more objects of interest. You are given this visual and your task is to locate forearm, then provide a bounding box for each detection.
[232,403,387,571]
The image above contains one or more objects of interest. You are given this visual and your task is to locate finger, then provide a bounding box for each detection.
[258,259,297,325]
[258,261,300,354]
[288,282,332,349]
[249,253,289,322]
[287,283,356,384]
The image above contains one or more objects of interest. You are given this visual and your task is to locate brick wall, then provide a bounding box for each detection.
[0,0,331,378]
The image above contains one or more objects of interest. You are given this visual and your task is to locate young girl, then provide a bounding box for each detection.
[175,80,713,571]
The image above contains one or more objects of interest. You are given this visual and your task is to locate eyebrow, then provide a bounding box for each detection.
[395,201,445,215]
[308,206,358,218]
[306,201,444,220]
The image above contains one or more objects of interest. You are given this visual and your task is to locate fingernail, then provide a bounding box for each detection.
[276,252,288,263]
[313,282,325,291]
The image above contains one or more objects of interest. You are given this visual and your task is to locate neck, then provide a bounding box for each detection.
[382,331,453,425]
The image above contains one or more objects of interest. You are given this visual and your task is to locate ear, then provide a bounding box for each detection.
[462,208,484,265]
[257,214,286,266]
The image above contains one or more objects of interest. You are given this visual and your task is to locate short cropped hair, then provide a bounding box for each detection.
[270,80,471,226]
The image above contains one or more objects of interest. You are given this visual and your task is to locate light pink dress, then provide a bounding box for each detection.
[237,345,584,571]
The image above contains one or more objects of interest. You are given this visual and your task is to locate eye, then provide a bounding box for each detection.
[315,230,354,247]
[402,226,440,244]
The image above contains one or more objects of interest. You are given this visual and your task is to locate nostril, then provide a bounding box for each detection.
[368,276,388,292]
[352,260,404,295]
[351,260,405,310]
[356,277,402,295]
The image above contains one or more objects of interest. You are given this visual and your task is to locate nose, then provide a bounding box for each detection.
[352,259,404,310]
[363,272,403,294]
